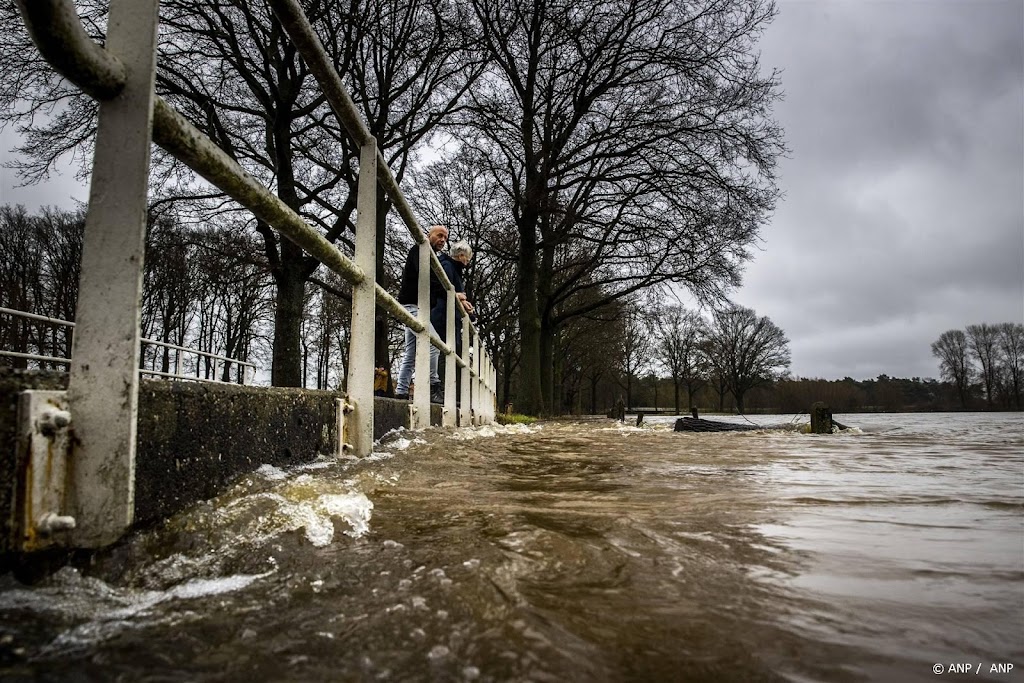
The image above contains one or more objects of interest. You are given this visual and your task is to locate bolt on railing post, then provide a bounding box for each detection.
[345,139,377,457]
[412,241,432,429]
[443,289,457,427]
[63,0,161,548]
[459,315,471,426]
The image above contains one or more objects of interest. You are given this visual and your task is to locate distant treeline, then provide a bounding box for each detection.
[0,204,349,386]
[4,204,1019,415]
[583,373,1018,416]
[931,325,1023,412]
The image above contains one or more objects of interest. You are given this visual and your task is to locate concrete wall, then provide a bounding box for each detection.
[0,369,69,559]
[1,368,441,563]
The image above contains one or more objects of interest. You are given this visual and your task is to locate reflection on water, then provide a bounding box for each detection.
[1,414,1022,682]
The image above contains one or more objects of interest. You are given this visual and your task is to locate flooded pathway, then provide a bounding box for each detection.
[2,414,1022,682]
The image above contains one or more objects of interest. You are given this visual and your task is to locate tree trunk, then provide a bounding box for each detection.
[271,240,306,387]
[540,320,556,414]
[538,239,556,412]
[517,211,545,415]
[502,343,514,411]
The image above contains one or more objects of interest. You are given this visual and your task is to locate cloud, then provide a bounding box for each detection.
[734,0,1024,380]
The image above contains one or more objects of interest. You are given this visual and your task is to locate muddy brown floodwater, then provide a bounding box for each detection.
[1,413,1022,682]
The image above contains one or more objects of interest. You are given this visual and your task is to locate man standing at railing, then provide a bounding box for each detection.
[395,224,448,402]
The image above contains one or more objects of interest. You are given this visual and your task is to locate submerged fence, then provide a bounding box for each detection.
[13,0,496,549]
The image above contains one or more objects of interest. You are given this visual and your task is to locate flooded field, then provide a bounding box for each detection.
[1,413,1022,682]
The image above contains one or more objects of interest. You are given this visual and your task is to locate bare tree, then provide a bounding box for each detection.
[1,0,482,386]
[966,323,1000,409]
[196,227,274,383]
[0,204,84,368]
[556,304,621,414]
[705,304,790,414]
[996,322,1023,410]
[931,329,973,409]
[142,214,195,374]
[614,309,653,410]
[0,205,42,367]
[655,305,708,415]
[459,0,784,414]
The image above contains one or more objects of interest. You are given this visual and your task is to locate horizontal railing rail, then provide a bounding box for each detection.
[16,4,469,334]
[13,0,497,548]
[0,306,256,385]
[15,1,483,371]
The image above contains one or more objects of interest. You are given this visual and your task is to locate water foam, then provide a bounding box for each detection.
[451,422,542,440]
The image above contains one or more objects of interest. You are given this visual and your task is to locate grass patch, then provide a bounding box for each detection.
[496,413,538,425]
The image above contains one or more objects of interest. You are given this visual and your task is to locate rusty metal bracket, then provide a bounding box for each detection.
[16,390,75,551]
[336,398,355,457]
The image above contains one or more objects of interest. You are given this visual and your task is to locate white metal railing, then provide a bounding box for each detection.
[0,306,256,385]
[13,0,497,547]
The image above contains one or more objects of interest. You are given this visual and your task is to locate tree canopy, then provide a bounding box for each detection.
[3,1,784,414]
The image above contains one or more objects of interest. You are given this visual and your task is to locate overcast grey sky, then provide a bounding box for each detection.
[2,0,1022,382]
[732,0,1024,380]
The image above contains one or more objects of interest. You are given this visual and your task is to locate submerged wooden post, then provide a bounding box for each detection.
[810,402,833,434]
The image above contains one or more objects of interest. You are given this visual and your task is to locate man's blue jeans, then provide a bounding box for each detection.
[396,304,439,395]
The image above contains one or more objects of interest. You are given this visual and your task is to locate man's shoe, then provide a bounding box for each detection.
[430,383,444,404]
[394,392,409,400]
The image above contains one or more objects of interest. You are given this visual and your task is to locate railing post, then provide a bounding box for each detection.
[491,358,497,422]
[65,0,160,548]
[459,316,471,427]
[442,289,457,427]
[412,242,432,429]
[484,356,493,424]
[345,139,377,456]
[473,329,483,425]
[491,357,497,422]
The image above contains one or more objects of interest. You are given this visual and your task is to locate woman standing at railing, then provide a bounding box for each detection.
[394,225,448,401]
[431,241,475,402]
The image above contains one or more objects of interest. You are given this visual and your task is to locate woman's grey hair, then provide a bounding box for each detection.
[451,240,473,261]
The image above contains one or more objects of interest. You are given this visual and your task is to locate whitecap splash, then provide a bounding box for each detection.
[254,463,288,480]
[319,492,373,538]
[451,422,542,440]
[213,483,374,547]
